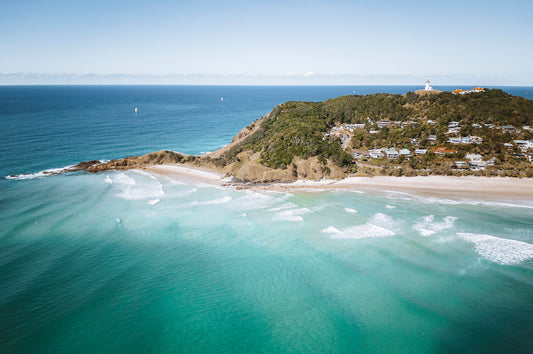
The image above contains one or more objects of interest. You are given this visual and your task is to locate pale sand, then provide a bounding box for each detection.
[145,165,228,186]
[271,176,533,201]
[145,164,533,201]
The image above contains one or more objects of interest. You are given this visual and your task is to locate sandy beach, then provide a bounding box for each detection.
[145,164,533,201]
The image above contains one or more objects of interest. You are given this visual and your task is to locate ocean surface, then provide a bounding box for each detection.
[1,85,533,353]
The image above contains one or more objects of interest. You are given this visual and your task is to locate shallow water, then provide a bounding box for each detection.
[1,86,533,352]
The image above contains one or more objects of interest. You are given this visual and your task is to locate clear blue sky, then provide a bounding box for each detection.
[1,0,532,85]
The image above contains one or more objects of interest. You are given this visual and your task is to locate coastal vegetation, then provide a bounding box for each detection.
[219,89,533,178]
[71,89,533,182]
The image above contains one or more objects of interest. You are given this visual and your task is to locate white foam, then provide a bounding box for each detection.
[276,207,311,222]
[147,198,160,206]
[385,205,396,209]
[113,173,136,185]
[331,223,395,239]
[105,176,113,184]
[368,213,395,229]
[386,192,533,210]
[322,226,341,234]
[114,173,164,200]
[5,165,76,180]
[458,233,533,265]
[203,196,232,205]
[268,202,298,212]
[413,215,457,236]
[344,208,358,214]
[183,196,233,208]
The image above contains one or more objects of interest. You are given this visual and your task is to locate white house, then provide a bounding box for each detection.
[399,149,411,158]
[448,121,460,128]
[415,149,427,155]
[385,149,399,159]
[369,149,384,159]
[425,78,433,91]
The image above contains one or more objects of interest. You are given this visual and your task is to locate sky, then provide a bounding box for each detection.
[1,0,532,85]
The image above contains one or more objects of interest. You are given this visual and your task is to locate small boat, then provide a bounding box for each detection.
[135,107,138,114]
[220,97,224,102]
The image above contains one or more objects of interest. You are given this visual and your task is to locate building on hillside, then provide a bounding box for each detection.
[486,157,497,166]
[432,147,457,155]
[448,121,460,128]
[425,78,433,91]
[399,149,411,158]
[377,120,391,128]
[369,149,384,159]
[501,125,516,133]
[469,136,483,144]
[415,149,427,155]
[385,149,399,159]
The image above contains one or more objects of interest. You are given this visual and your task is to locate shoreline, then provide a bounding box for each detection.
[144,164,533,201]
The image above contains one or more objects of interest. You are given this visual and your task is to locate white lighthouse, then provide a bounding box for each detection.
[425,78,433,91]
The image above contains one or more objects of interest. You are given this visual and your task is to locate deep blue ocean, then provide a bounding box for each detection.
[1,86,533,353]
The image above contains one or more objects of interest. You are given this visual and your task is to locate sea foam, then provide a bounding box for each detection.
[113,172,164,201]
[322,213,396,239]
[413,215,457,236]
[458,233,533,265]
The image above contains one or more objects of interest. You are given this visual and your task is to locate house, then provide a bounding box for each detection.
[455,161,467,168]
[369,149,384,159]
[470,159,486,170]
[484,123,494,129]
[501,125,515,133]
[448,121,460,128]
[466,153,483,162]
[352,124,366,129]
[399,149,411,158]
[514,140,533,151]
[432,147,457,155]
[469,136,483,144]
[486,157,497,166]
[448,137,462,144]
[377,120,391,128]
[503,142,514,149]
[369,130,380,134]
[471,87,485,93]
[523,126,532,132]
[447,127,461,134]
[415,149,427,155]
[401,121,416,128]
[392,121,402,128]
[428,135,437,141]
[472,124,482,129]
[411,138,419,146]
[427,120,437,125]
[385,149,399,159]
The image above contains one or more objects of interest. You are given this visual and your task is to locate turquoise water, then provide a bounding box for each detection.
[1,86,533,353]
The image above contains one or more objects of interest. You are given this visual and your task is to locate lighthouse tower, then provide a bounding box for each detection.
[425,78,433,91]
